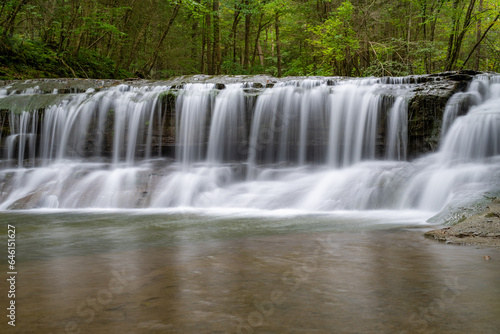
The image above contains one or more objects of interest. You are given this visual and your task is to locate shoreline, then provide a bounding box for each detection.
[425,198,500,249]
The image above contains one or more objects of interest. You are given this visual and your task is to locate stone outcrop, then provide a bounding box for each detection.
[425,198,500,248]
[407,71,478,158]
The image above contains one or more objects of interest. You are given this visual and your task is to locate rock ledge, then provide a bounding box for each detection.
[425,198,500,248]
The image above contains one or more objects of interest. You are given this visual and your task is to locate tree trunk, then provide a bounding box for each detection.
[257,40,264,66]
[474,0,483,71]
[251,13,264,66]
[243,9,251,69]
[445,0,461,70]
[206,12,213,74]
[126,20,150,70]
[212,0,221,74]
[446,0,477,71]
[275,12,282,77]
[140,3,181,77]
[201,16,206,73]
[191,19,199,69]
[114,4,134,75]
[230,10,240,63]
[69,1,83,55]
[429,0,445,72]
[420,1,429,73]
[460,11,500,70]
[73,29,84,56]
[1,0,29,41]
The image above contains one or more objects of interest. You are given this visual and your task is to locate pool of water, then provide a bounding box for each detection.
[0,211,499,333]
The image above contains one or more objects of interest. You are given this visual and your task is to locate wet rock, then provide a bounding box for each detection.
[407,73,474,158]
[425,198,500,248]
[447,74,474,82]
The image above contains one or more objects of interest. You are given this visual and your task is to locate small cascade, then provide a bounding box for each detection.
[247,79,399,169]
[3,85,168,166]
[440,98,500,162]
[206,84,246,163]
[385,96,408,161]
[401,75,500,211]
[110,85,166,165]
[247,81,330,167]
[6,111,38,167]
[0,84,170,209]
[440,92,479,138]
[326,83,385,167]
[440,77,490,139]
[440,76,500,162]
[38,94,91,162]
[175,84,214,166]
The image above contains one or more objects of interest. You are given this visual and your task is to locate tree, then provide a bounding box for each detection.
[139,1,181,77]
[307,1,359,76]
[2,0,500,79]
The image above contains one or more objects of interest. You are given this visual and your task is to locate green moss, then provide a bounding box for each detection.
[0,94,71,114]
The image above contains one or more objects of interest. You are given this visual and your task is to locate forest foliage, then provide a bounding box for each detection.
[1,0,500,79]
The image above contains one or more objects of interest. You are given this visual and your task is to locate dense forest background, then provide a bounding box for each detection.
[0,0,499,79]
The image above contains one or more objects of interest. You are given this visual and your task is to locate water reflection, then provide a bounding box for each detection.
[1,218,498,333]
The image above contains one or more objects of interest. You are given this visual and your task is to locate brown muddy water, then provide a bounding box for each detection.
[0,211,499,334]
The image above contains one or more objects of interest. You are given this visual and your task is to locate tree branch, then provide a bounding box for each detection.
[460,12,500,70]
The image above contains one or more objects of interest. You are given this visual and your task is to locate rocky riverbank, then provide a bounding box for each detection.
[425,198,500,249]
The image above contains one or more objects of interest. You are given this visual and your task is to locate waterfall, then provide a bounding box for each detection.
[440,97,500,163]
[326,82,385,167]
[439,75,500,162]
[0,75,499,214]
[247,81,329,167]
[401,76,500,211]
[6,111,38,167]
[386,96,408,161]
[176,84,214,166]
[247,80,391,168]
[440,79,486,139]
[206,84,246,163]
[2,85,168,166]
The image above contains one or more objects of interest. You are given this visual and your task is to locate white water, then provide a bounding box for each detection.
[0,76,499,220]
[176,83,214,166]
[206,84,246,163]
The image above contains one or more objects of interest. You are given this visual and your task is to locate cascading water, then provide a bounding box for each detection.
[206,84,246,163]
[7,110,38,167]
[176,83,214,166]
[326,82,385,167]
[401,75,500,212]
[0,75,499,219]
[385,97,408,161]
[0,84,169,209]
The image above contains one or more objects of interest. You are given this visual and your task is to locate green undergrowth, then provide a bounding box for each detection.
[0,36,130,80]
